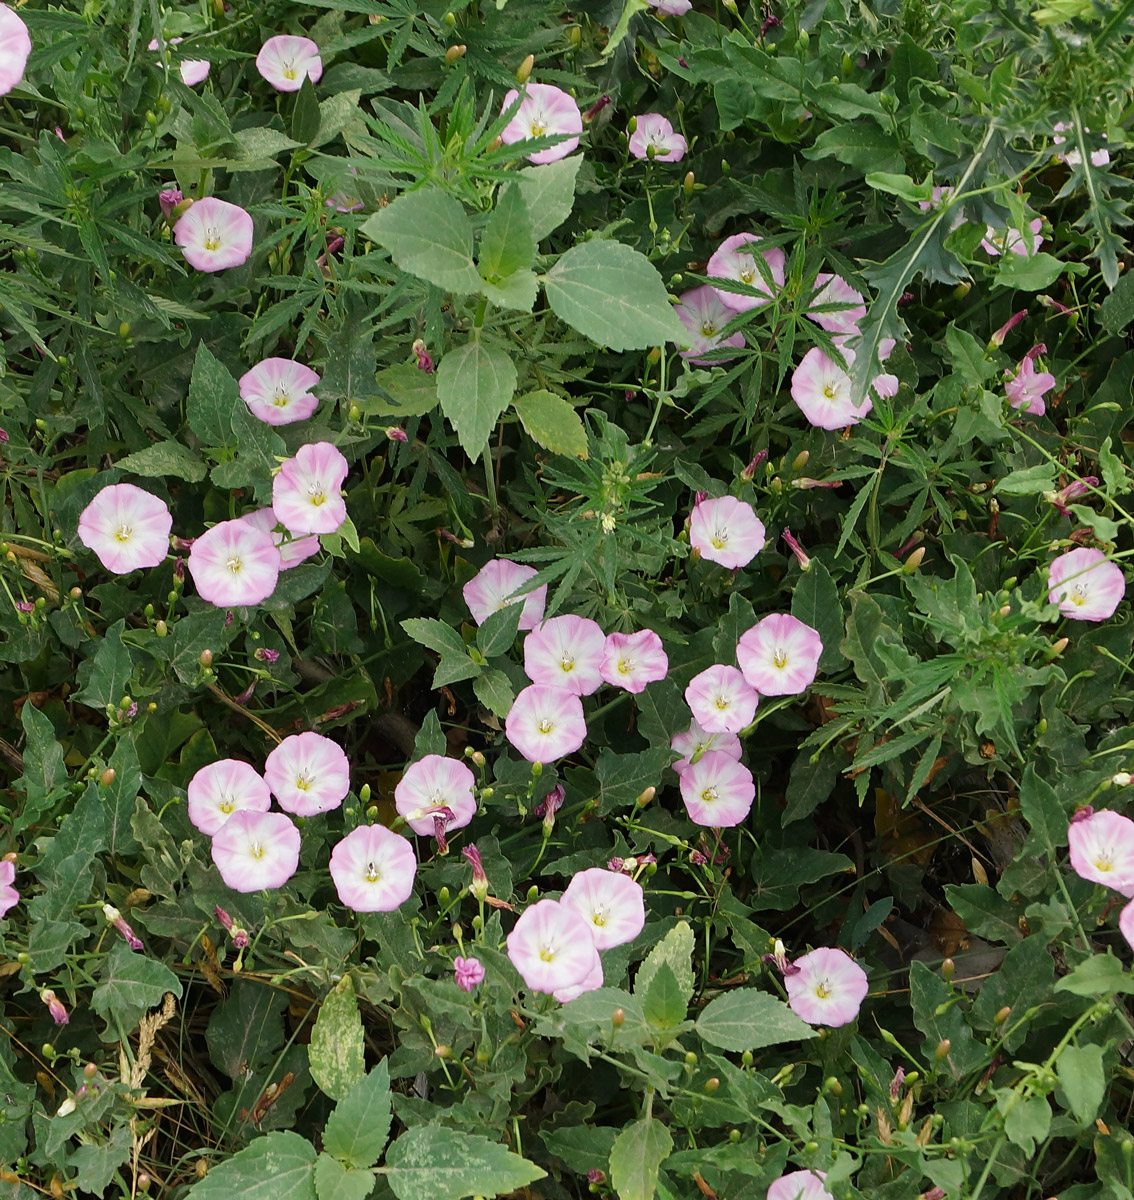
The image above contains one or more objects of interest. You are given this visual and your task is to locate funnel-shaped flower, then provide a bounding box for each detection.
[554,954,604,1004]
[78,483,172,575]
[689,495,766,570]
[1068,809,1134,896]
[187,759,272,836]
[505,685,587,763]
[500,83,582,165]
[600,629,669,693]
[329,823,417,912]
[628,114,687,162]
[784,946,868,1027]
[395,754,476,837]
[807,273,866,335]
[671,720,742,775]
[0,6,30,96]
[561,868,645,950]
[240,358,321,426]
[174,197,254,272]
[211,810,301,892]
[235,507,319,569]
[766,1170,830,1200]
[1048,547,1125,622]
[737,614,823,696]
[272,442,349,535]
[685,664,758,734]
[707,234,785,313]
[188,518,281,607]
[506,898,600,994]
[464,559,547,631]
[674,286,747,365]
[1005,355,1055,416]
[256,35,323,92]
[149,37,210,86]
[0,859,17,917]
[790,345,896,431]
[679,751,755,827]
[982,218,1043,257]
[524,615,606,695]
[264,731,350,816]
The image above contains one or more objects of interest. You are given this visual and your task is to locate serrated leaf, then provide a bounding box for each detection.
[642,962,687,1031]
[365,364,438,417]
[479,184,535,280]
[516,157,580,241]
[381,1124,545,1200]
[401,617,466,657]
[309,975,365,1101]
[472,669,514,718]
[361,190,481,294]
[609,1118,672,1200]
[116,440,207,482]
[804,124,904,174]
[91,942,183,1034]
[323,1061,392,1169]
[512,390,588,458]
[74,618,137,711]
[436,337,517,459]
[314,1156,375,1200]
[191,1132,317,1200]
[479,268,538,313]
[14,702,66,835]
[476,603,522,657]
[635,921,694,1005]
[694,989,813,1051]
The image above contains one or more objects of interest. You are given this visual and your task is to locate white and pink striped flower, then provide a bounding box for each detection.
[272,442,349,535]
[264,731,350,816]
[464,559,547,631]
[235,508,319,570]
[807,273,866,335]
[211,810,301,892]
[784,946,868,1027]
[329,824,417,912]
[505,685,587,763]
[737,614,823,696]
[670,720,742,775]
[240,358,321,426]
[628,113,687,162]
[688,495,766,570]
[1068,809,1134,896]
[685,664,758,734]
[78,483,172,575]
[255,34,323,92]
[188,518,281,607]
[1047,548,1126,622]
[174,197,254,272]
[674,286,747,366]
[0,5,31,96]
[599,629,669,693]
[706,233,785,313]
[506,899,600,995]
[500,83,582,165]
[680,751,755,827]
[561,868,645,950]
[187,759,272,837]
[524,615,606,695]
[394,754,477,837]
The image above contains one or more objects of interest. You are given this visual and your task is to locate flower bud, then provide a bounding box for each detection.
[703,1077,720,1093]
[445,44,466,64]
[199,649,213,667]
[1113,772,1133,787]
[683,170,695,196]
[902,546,926,573]
[1050,637,1069,655]
[994,1005,1011,1025]
[941,958,955,981]
[83,1061,98,1078]
[611,1008,625,1027]
[684,1051,697,1065]
[636,786,655,807]
[516,54,534,83]
[99,768,116,787]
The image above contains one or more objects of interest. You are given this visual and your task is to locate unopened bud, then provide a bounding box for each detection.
[1051,637,1069,655]
[684,1051,697,1065]
[647,346,661,363]
[198,649,213,667]
[825,1076,842,1095]
[703,1077,720,1093]
[445,44,466,64]
[935,1038,951,1060]
[683,170,695,196]
[636,786,655,807]
[903,546,926,573]
[98,768,116,787]
[611,1008,625,1027]
[994,1006,1011,1025]
[516,54,534,83]
[55,1097,76,1118]
[435,1044,452,1059]
[941,958,955,981]
[1113,772,1133,787]
[791,449,810,472]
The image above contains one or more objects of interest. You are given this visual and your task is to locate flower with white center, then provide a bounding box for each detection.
[0,859,18,918]
[688,495,766,570]
[78,483,172,575]
[1052,121,1109,168]
[394,754,477,837]
[706,233,785,313]
[981,218,1043,257]
[329,823,417,912]
[670,720,743,775]
[463,559,547,631]
[500,83,582,165]
[554,955,604,1004]
[790,344,897,431]
[679,751,755,827]
[1047,547,1126,622]
[766,1170,830,1200]
[148,37,210,87]
[561,867,646,950]
[174,197,254,272]
[187,759,272,837]
[505,685,587,763]
[599,629,669,694]
[737,614,823,697]
[785,946,869,1027]
[0,5,31,96]
[685,664,758,734]
[239,358,321,426]
[524,615,606,695]
[673,286,747,365]
[1005,355,1055,416]
[235,507,319,570]
[807,273,867,336]
[1120,899,1134,953]
[1067,809,1134,895]
[647,0,692,12]
[211,810,301,892]
[628,113,687,162]
[272,441,349,535]
[256,34,323,92]
[187,518,281,607]
[506,898,601,995]
[264,731,350,816]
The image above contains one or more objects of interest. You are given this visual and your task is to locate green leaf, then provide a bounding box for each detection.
[695,989,813,1052]
[436,337,517,459]
[516,157,581,241]
[91,942,183,1034]
[401,617,466,658]
[116,440,207,482]
[205,980,287,1080]
[595,746,672,815]
[479,183,535,280]
[323,1060,392,1169]
[865,172,933,203]
[1002,1094,1050,1155]
[314,1156,375,1200]
[971,935,1054,1051]
[1054,952,1134,997]
[512,390,589,459]
[1018,762,1066,856]
[367,365,438,417]
[74,619,137,711]
[635,921,695,1006]
[313,89,363,149]
[71,1126,133,1198]
[190,1132,317,1200]
[381,1123,545,1200]
[543,241,686,352]
[472,669,516,718]
[476,602,522,658]
[1099,271,1134,334]
[804,124,904,174]
[994,464,1058,496]
[479,268,538,313]
[944,884,1021,945]
[782,749,839,825]
[642,963,687,1031]
[1099,438,1126,494]
[291,77,322,145]
[309,975,366,1101]
[790,560,845,672]
[608,1117,673,1200]
[994,252,1075,292]
[14,702,66,835]
[361,189,481,294]
[1057,1043,1105,1124]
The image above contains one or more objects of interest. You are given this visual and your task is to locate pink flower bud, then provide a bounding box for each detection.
[990,308,1027,347]
[254,647,280,663]
[385,427,408,443]
[462,844,489,899]
[412,339,434,374]
[781,526,811,571]
[159,187,184,220]
[739,449,767,481]
[454,955,485,993]
[41,988,69,1026]
[103,903,143,950]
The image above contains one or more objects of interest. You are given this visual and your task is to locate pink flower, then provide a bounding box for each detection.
[41,988,69,1026]
[1120,899,1134,952]
[679,751,755,826]
[264,732,350,816]
[174,197,254,272]
[688,495,766,570]
[506,898,600,994]
[807,274,867,336]
[600,629,668,693]
[0,859,18,917]
[766,1170,830,1200]
[505,685,587,763]
[673,286,746,365]
[187,759,272,836]
[560,867,645,950]
[188,518,281,607]
[500,83,582,165]
[211,810,301,892]
[239,358,321,426]
[256,34,323,92]
[1005,355,1056,416]
[395,754,477,837]
[1053,121,1109,169]
[737,614,823,696]
[685,664,758,734]
[158,187,183,219]
[671,720,742,775]
[706,233,785,313]
[272,442,349,535]
[790,344,897,431]
[235,508,319,570]
[329,823,417,912]
[148,37,210,87]
[454,956,486,992]
[103,903,143,951]
[1067,809,1134,895]
[464,560,547,631]
[648,0,692,12]
[0,5,31,96]
[1047,547,1126,622]
[628,113,687,162]
[524,615,606,695]
[982,218,1043,257]
[917,186,963,231]
[784,946,869,1027]
[78,483,172,574]
[554,955,604,1004]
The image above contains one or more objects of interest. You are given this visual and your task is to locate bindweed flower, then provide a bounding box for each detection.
[505,685,587,763]
[78,484,172,575]
[0,858,17,917]
[211,810,301,892]
[264,731,350,816]
[671,720,742,775]
[234,508,319,570]
[41,988,69,1026]
[685,664,758,734]
[454,955,486,993]
[553,954,604,1004]
[766,1170,830,1200]
[272,442,349,535]
[790,345,896,431]
[1005,353,1056,416]
[807,274,867,336]
[174,197,254,272]
[1048,476,1097,517]
[1120,899,1134,953]
[679,751,755,827]
[256,34,323,91]
[706,233,785,313]
[462,844,489,899]
[239,358,321,426]
[506,898,600,995]
[188,519,281,607]
[524,615,606,695]
[600,629,669,693]
[534,782,565,834]
[688,495,766,569]
[736,614,823,696]
[990,308,1028,348]
[784,946,869,1027]
[329,823,417,912]
[413,339,434,373]
[1067,809,1134,895]
[0,5,30,96]
[148,37,210,86]
[14,600,33,614]
[781,527,811,571]
[103,903,143,951]
[395,754,476,837]
[1053,121,1109,168]
[648,0,692,12]
[628,113,687,161]
[1047,547,1126,622]
[982,218,1043,257]
[560,867,646,950]
[673,286,747,365]
[215,906,250,949]
[500,83,582,164]
[385,426,408,443]
[463,559,547,630]
[159,187,183,219]
[187,759,272,836]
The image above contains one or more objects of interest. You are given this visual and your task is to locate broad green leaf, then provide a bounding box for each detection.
[309,975,366,1101]
[993,464,1057,496]
[323,1061,392,1169]
[1099,438,1126,494]
[971,935,1054,1052]
[1057,1043,1106,1124]
[402,617,466,657]
[361,190,481,294]
[516,157,581,241]
[187,339,239,447]
[512,390,588,458]
[313,89,363,148]
[642,963,687,1031]
[865,173,932,203]
[609,1117,672,1200]
[74,619,137,711]
[695,990,813,1052]
[790,560,844,672]
[994,251,1074,291]
[472,669,515,718]
[635,921,695,1005]
[190,1132,317,1200]
[314,1156,375,1200]
[291,77,322,145]
[479,184,535,280]
[116,440,206,482]
[1002,1094,1051,1155]
[91,942,183,1035]
[543,241,686,352]
[14,703,66,836]
[1018,762,1066,856]
[479,269,538,313]
[1099,271,1134,334]
[476,603,522,657]
[72,1126,132,1198]
[366,364,438,417]
[205,980,287,1080]
[436,337,517,458]
[944,884,1021,945]
[381,1123,545,1200]
[804,124,904,174]
[595,746,671,816]
[1054,952,1134,997]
